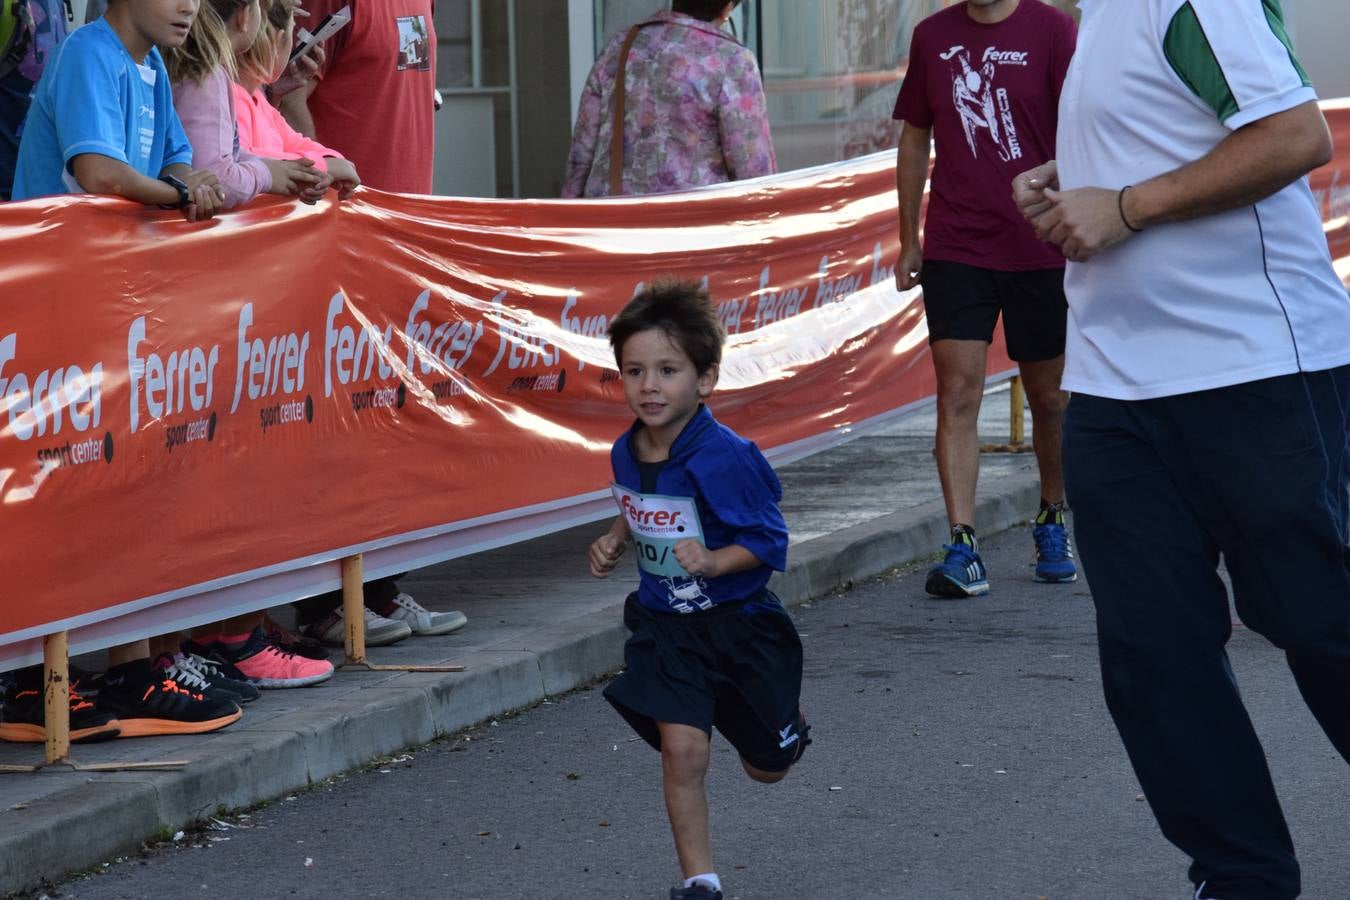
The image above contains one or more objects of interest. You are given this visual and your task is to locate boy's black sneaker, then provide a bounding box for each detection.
[0,667,120,743]
[152,653,253,707]
[174,651,260,703]
[96,658,242,738]
[670,886,722,900]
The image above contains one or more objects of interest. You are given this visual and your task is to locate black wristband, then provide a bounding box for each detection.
[1118,185,1143,233]
[158,174,190,210]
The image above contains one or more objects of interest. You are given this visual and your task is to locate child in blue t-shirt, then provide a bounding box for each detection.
[11,0,223,219]
[589,279,811,900]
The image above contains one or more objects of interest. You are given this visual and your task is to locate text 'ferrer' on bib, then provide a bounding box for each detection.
[610,484,705,578]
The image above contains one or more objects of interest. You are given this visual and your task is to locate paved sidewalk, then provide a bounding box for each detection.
[0,386,1042,896]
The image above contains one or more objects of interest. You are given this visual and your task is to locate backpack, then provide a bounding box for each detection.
[0,0,36,80]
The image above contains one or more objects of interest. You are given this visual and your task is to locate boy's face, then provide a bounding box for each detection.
[620,328,718,443]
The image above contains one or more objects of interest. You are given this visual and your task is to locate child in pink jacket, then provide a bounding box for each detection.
[166,0,322,207]
[234,0,359,198]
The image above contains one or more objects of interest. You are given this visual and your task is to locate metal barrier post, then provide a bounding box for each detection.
[1009,375,1026,445]
[335,554,465,674]
[341,554,367,666]
[980,375,1032,454]
[43,632,70,766]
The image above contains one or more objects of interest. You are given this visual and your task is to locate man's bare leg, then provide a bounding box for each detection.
[1017,355,1069,505]
[931,339,990,527]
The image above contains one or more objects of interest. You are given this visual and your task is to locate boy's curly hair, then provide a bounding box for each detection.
[608,279,726,375]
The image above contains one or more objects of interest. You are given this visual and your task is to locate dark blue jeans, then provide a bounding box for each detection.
[1063,366,1350,900]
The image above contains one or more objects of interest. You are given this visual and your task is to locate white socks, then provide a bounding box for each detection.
[685,873,722,893]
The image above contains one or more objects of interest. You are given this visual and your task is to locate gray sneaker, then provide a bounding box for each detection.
[305,607,412,647]
[381,592,468,636]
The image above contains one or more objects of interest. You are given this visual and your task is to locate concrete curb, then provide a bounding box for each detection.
[0,470,1041,896]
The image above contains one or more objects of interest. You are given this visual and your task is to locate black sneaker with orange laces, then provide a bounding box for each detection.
[95,658,241,738]
[0,665,121,743]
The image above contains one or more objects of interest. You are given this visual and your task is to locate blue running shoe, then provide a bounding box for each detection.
[925,541,990,598]
[1032,522,1078,583]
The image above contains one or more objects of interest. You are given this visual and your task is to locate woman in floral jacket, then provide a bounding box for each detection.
[562,0,775,197]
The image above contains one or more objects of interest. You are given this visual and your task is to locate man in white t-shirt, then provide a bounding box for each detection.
[1013,2,1350,897]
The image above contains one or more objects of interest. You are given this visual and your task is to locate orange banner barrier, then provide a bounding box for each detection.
[2,101,1347,670]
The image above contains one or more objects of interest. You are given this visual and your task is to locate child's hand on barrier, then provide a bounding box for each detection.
[298,171,335,204]
[182,170,225,222]
[589,533,626,578]
[265,157,324,197]
[325,157,361,200]
[673,539,717,578]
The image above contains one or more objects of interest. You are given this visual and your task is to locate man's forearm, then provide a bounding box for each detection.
[1124,100,1333,230]
[896,125,931,243]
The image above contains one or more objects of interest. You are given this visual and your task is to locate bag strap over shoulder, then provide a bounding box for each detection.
[607,17,742,196]
[608,22,650,196]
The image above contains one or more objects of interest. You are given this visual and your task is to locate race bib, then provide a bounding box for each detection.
[610,484,705,577]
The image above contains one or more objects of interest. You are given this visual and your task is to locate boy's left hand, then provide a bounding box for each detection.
[674,540,718,578]
[182,170,224,222]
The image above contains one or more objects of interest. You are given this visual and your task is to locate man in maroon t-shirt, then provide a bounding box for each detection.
[893,0,1077,598]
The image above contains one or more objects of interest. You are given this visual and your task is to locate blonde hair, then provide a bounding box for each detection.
[165,0,251,85]
[237,0,296,87]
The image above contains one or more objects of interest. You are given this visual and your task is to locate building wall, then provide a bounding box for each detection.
[516,2,575,198]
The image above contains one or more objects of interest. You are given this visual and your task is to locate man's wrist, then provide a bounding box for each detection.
[1118,186,1144,233]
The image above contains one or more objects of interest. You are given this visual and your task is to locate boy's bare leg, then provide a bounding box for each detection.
[658,721,714,878]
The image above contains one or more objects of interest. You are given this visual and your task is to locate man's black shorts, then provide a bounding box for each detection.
[604,592,808,773]
[920,259,1068,362]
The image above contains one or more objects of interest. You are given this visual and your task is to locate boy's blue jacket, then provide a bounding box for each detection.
[612,405,788,613]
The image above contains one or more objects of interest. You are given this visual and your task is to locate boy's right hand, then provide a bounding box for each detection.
[264,158,324,197]
[589,533,626,578]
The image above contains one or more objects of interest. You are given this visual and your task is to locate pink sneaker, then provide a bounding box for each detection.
[215,627,334,689]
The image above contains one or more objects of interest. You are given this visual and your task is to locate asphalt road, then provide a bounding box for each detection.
[40,524,1350,900]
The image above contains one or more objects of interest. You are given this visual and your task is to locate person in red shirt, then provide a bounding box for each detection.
[278,0,436,193]
[274,0,458,642]
[892,0,1077,598]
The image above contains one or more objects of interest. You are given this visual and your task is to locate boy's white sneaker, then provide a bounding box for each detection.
[381,592,468,636]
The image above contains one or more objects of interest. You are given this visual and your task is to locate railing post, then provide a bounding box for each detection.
[1009,374,1026,446]
[43,631,70,766]
[341,554,366,665]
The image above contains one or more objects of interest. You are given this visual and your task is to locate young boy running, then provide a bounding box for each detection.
[589,279,810,900]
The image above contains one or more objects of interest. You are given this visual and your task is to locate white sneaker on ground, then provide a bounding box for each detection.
[381,592,468,636]
[304,607,412,647]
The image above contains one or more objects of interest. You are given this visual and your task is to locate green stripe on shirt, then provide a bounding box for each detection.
[1164,1,1311,123]
[1163,3,1238,121]
[1261,0,1311,86]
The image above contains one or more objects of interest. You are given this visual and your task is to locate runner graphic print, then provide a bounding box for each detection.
[942,44,1023,163]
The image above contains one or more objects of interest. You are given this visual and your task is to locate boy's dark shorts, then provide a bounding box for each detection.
[604,592,808,773]
[920,259,1067,362]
